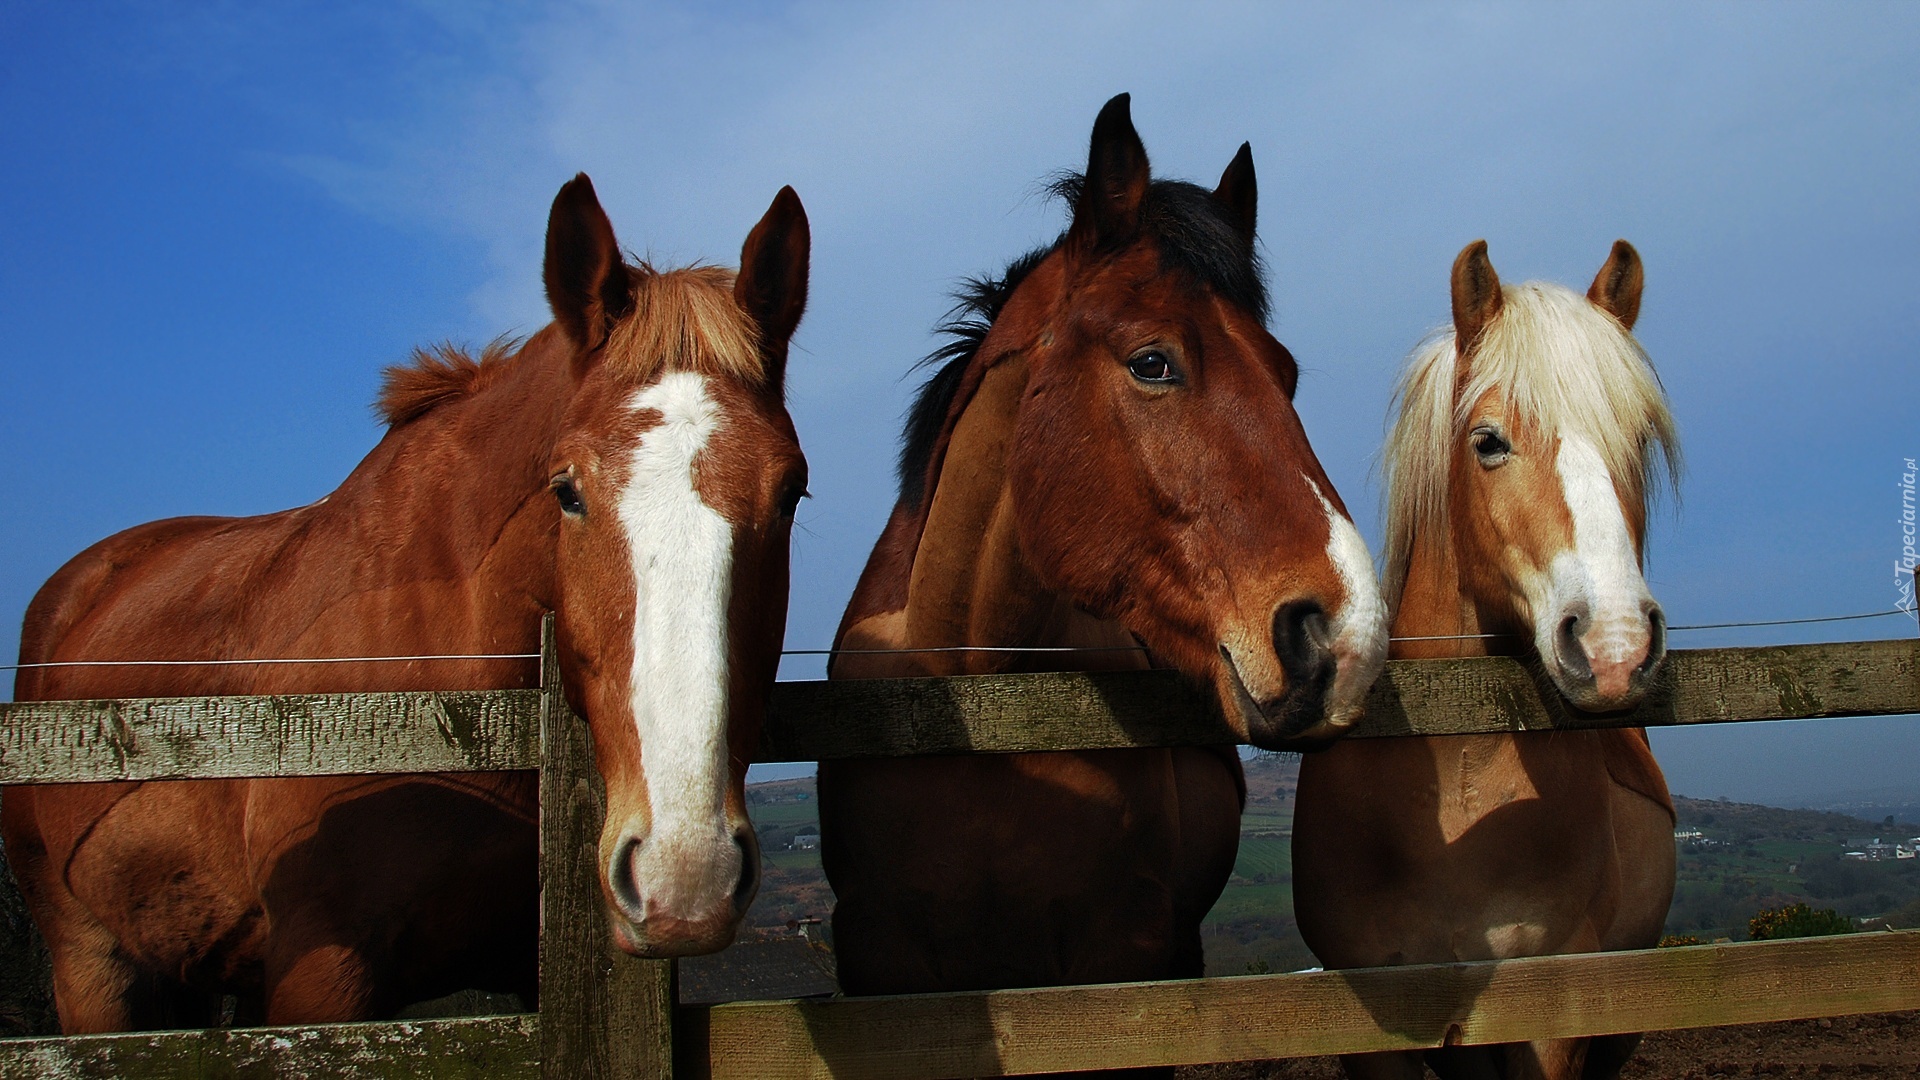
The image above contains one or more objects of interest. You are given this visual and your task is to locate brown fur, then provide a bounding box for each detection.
[3,174,811,1031]
[1294,242,1677,1080]
[819,96,1378,1080]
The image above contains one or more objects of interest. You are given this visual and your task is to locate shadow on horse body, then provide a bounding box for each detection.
[1293,241,1680,1080]
[819,95,1387,1078]
[2,174,813,1031]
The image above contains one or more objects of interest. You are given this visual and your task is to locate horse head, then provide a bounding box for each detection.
[540,175,809,955]
[867,95,1387,749]
[1388,239,1678,710]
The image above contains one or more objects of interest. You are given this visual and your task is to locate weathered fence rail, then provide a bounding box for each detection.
[760,638,1919,759]
[0,635,1914,1077]
[683,929,1920,1079]
[5,640,1911,780]
[0,689,542,782]
[0,1016,537,1079]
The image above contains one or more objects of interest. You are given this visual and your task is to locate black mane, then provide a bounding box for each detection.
[896,247,1048,511]
[895,176,1268,510]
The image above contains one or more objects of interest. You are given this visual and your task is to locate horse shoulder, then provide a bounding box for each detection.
[1599,727,1675,824]
[1168,745,1243,960]
[1592,728,1677,952]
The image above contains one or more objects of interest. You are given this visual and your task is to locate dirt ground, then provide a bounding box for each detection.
[1175,1011,1920,1079]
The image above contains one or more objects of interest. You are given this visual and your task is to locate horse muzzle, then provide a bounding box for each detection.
[1546,601,1667,712]
[1218,640,1333,751]
[602,822,761,957]
[1216,595,1388,749]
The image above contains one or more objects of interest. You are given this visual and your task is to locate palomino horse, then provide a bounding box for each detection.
[819,95,1388,1050]
[2,174,811,1031]
[1293,240,1680,1080]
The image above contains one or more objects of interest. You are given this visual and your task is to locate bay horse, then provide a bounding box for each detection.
[1293,240,1680,1080]
[1,174,811,1032]
[818,94,1388,1071]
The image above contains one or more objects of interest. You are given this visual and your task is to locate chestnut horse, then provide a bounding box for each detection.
[1293,241,1680,1080]
[819,95,1387,1071]
[2,174,811,1031]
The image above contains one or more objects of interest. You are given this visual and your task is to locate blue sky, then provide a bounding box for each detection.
[2,2,1916,803]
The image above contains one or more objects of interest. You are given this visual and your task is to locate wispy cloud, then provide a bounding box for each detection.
[94,0,1920,794]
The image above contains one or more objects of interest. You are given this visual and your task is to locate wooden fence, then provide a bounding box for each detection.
[0,628,1914,1077]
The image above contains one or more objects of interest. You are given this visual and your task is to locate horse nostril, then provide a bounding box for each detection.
[607,834,644,920]
[731,830,760,916]
[1641,606,1669,674]
[1556,607,1592,681]
[1273,600,1334,687]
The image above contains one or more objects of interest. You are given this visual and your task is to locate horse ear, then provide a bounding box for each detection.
[544,174,632,352]
[1069,93,1151,249]
[1450,240,1504,354]
[1588,239,1644,331]
[1213,142,1257,243]
[735,186,810,388]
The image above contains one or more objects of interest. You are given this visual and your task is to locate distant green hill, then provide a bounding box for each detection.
[1667,793,1920,939]
[739,757,1920,980]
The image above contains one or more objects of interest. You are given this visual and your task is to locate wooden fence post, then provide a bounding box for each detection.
[539,615,676,1078]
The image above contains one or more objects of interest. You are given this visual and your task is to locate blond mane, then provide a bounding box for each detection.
[377,264,763,427]
[1380,281,1680,608]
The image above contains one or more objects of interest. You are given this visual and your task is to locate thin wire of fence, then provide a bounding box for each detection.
[1,607,1909,670]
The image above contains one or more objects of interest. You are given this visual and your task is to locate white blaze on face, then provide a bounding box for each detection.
[614,371,740,919]
[1310,481,1388,729]
[1536,433,1656,695]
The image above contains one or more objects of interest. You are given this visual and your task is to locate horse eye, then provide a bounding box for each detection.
[1126,351,1179,384]
[551,476,586,517]
[778,483,809,519]
[1471,429,1511,467]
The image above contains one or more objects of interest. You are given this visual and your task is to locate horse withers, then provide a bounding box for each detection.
[2,174,811,1031]
[1293,241,1680,1080]
[819,95,1388,1044]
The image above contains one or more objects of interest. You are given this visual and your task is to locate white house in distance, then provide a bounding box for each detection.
[1841,837,1920,861]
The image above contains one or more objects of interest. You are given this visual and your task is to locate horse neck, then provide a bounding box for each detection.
[889,353,1137,677]
[1389,533,1498,662]
[340,332,575,614]
[896,354,1041,672]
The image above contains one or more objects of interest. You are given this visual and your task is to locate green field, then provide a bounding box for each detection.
[761,847,821,874]
[1226,833,1291,886]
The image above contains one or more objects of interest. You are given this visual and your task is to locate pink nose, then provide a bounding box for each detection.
[1586,644,1650,701]
[603,827,760,956]
[1556,603,1667,708]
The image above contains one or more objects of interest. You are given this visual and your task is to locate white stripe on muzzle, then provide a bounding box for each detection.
[1310,482,1388,730]
[1535,433,1656,687]
[614,371,740,920]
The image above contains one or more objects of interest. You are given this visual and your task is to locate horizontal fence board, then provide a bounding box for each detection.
[682,931,1920,1079]
[758,638,1920,761]
[762,666,1226,760]
[1350,637,1920,741]
[0,690,541,784]
[0,1014,536,1079]
[3,641,1911,781]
